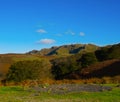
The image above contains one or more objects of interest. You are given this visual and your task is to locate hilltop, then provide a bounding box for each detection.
[27,43,99,56]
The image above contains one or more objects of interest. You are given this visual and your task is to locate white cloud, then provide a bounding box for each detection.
[36,29,47,33]
[80,32,85,36]
[37,38,56,44]
[65,30,75,35]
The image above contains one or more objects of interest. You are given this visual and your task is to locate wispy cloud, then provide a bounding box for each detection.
[65,30,75,35]
[80,32,85,36]
[37,38,56,44]
[36,29,47,33]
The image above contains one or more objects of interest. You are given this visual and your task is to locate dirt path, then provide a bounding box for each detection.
[31,84,112,94]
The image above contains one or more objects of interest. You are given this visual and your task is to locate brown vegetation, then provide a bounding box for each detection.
[81,59,120,78]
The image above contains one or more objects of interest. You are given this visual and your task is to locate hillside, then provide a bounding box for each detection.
[81,59,120,78]
[51,43,120,80]
[27,44,99,56]
[63,59,120,79]
[0,43,120,82]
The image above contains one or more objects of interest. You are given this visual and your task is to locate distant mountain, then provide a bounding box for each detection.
[27,44,99,56]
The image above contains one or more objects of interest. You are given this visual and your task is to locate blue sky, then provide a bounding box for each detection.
[0,0,120,53]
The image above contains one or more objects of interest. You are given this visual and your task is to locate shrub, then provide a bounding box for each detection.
[95,49,108,61]
[6,60,52,82]
[80,52,98,68]
[51,56,80,79]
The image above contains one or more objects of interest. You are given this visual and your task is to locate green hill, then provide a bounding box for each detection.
[27,44,99,56]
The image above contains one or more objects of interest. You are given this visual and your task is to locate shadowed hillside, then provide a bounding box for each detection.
[62,59,120,80]
[81,59,120,78]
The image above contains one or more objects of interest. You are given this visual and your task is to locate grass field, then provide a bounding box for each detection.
[0,84,120,102]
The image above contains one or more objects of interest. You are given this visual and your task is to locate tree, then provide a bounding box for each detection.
[51,56,80,79]
[80,52,98,68]
[95,48,108,61]
[6,60,52,82]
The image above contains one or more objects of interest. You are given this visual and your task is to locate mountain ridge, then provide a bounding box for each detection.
[27,43,99,56]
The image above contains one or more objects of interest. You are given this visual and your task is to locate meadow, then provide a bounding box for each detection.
[0,84,120,102]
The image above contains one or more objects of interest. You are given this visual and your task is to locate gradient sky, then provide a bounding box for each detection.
[0,0,120,53]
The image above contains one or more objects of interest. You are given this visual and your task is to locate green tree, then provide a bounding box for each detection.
[6,60,52,82]
[80,52,98,68]
[51,56,80,79]
[95,48,108,61]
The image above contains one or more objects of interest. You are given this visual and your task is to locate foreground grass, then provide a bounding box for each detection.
[0,84,120,102]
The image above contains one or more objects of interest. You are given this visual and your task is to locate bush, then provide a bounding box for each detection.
[6,60,52,82]
[80,52,98,68]
[51,56,80,79]
[95,48,108,61]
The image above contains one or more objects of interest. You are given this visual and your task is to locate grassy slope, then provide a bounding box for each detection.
[0,84,120,102]
[34,44,99,56]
